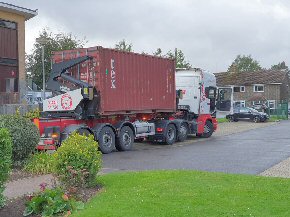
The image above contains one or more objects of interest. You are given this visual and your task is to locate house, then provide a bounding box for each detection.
[0,2,37,105]
[215,70,290,111]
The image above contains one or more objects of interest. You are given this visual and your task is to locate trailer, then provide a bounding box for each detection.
[35,46,217,154]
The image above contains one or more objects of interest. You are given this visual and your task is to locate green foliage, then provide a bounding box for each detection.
[152,48,191,68]
[153,48,163,57]
[54,133,102,188]
[26,29,87,87]
[115,39,133,52]
[23,108,41,119]
[24,187,84,217]
[0,128,12,208]
[228,55,262,72]
[166,48,192,69]
[271,61,288,71]
[0,115,40,165]
[24,152,55,175]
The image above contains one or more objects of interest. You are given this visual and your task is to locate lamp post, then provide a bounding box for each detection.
[36,37,49,100]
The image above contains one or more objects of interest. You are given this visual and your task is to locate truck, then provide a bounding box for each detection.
[34,46,217,154]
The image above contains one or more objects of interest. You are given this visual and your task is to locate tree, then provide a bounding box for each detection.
[271,61,288,71]
[227,55,262,72]
[26,29,87,87]
[115,39,133,52]
[166,48,191,69]
[153,48,163,57]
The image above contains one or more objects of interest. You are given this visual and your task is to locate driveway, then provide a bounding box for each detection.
[102,120,290,175]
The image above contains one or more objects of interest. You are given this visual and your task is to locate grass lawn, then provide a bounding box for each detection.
[217,117,228,123]
[73,170,290,217]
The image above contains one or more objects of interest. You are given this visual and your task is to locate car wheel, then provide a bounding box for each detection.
[228,116,234,122]
[253,116,260,123]
[116,126,134,151]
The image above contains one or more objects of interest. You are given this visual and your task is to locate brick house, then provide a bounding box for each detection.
[0,2,37,105]
[215,70,290,110]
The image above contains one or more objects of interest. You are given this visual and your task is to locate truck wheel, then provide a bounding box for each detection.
[76,128,91,136]
[177,123,188,142]
[116,126,134,151]
[199,120,214,138]
[165,124,176,145]
[98,126,115,154]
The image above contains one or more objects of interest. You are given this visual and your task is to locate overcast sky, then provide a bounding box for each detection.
[6,0,290,72]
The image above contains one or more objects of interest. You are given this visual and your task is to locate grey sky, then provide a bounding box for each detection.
[6,0,290,72]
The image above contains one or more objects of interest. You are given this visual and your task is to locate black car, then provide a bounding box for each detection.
[226,107,269,123]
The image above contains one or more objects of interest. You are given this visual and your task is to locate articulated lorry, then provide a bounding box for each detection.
[35,46,217,154]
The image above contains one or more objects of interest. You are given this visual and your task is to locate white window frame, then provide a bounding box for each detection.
[268,100,276,109]
[234,100,245,108]
[253,84,264,92]
[240,86,245,92]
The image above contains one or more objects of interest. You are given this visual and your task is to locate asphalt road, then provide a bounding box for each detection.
[102,120,290,175]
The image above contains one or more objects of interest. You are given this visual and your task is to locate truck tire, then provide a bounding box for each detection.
[164,124,176,145]
[98,126,115,154]
[199,120,214,138]
[116,126,134,151]
[76,128,91,136]
[177,123,188,142]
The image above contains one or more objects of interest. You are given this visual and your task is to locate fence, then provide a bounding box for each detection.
[242,100,288,120]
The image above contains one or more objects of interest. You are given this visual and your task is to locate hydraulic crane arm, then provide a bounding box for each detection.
[46,55,93,93]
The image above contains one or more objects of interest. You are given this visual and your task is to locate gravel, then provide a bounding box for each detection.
[260,157,290,178]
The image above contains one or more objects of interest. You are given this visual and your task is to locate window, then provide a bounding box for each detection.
[0,19,17,29]
[268,100,276,109]
[253,85,264,92]
[5,78,15,93]
[234,100,245,108]
[233,86,245,92]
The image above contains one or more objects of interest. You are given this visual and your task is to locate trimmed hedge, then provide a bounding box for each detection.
[0,115,40,165]
[54,132,102,188]
[0,128,13,208]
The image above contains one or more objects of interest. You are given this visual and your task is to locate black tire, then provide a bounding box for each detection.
[116,126,134,151]
[177,123,188,142]
[98,126,115,154]
[76,128,91,136]
[253,116,260,123]
[228,116,234,122]
[199,120,214,138]
[164,124,176,145]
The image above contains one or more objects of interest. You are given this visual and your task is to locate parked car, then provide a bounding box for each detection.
[226,107,269,123]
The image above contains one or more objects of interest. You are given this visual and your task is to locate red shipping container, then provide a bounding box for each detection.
[51,46,176,115]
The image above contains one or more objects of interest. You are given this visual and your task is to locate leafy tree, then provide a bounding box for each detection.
[153,48,163,57]
[166,48,191,69]
[227,55,262,72]
[271,61,288,71]
[115,39,133,52]
[26,29,87,87]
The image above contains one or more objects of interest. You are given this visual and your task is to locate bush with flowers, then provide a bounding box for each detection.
[23,182,84,217]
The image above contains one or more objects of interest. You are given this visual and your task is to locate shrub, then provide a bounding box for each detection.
[0,128,13,208]
[54,133,102,188]
[24,186,84,217]
[0,114,40,165]
[24,152,55,175]
[23,108,40,119]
